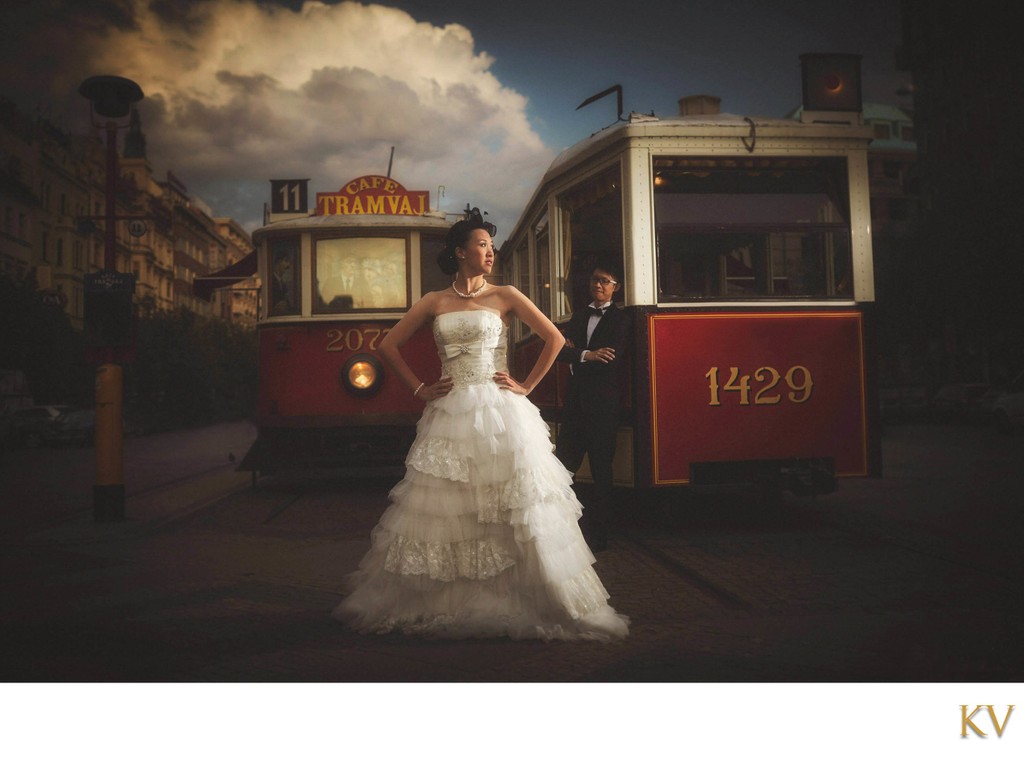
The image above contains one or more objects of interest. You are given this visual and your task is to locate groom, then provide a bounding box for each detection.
[555,263,630,552]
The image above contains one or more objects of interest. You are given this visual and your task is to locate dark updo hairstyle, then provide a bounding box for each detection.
[437,207,497,276]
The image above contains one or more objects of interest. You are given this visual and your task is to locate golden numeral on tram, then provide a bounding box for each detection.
[325,327,391,353]
[366,328,390,350]
[326,329,344,352]
[706,365,814,406]
[753,366,782,405]
[705,367,720,406]
[344,329,364,351]
[723,367,751,405]
[785,365,814,403]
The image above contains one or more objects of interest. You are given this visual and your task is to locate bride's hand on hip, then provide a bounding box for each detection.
[418,376,453,401]
[493,371,529,395]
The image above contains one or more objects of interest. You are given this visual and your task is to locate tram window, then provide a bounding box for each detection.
[653,157,852,300]
[313,237,407,313]
[420,233,451,296]
[269,237,300,316]
[534,214,551,318]
[513,238,532,339]
[558,166,624,313]
[516,239,532,331]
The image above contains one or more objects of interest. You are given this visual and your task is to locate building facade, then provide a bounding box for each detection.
[861,102,926,386]
[0,97,258,331]
[899,1,1024,383]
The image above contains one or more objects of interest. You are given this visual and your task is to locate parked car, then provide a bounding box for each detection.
[992,371,1024,434]
[930,383,998,424]
[43,408,96,447]
[6,405,76,448]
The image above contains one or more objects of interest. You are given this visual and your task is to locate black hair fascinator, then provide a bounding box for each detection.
[462,205,496,237]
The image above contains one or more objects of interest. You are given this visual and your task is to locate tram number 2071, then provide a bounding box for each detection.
[705,365,814,406]
[326,327,391,353]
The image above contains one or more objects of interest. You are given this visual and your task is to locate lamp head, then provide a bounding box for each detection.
[79,75,144,119]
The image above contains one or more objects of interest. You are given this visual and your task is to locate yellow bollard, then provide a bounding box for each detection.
[94,363,125,521]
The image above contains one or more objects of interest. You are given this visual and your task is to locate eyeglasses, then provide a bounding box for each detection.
[589,277,617,286]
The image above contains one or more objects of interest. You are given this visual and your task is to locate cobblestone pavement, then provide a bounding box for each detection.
[2,423,1023,683]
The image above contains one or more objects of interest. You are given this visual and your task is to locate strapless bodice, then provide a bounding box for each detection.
[432,310,509,388]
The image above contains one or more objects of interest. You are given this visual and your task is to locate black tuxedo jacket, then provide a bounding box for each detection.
[556,303,629,412]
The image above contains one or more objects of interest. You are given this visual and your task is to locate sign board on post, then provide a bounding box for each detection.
[84,270,135,350]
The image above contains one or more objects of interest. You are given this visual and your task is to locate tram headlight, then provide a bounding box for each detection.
[341,354,384,397]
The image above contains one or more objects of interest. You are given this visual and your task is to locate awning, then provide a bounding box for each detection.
[193,250,258,301]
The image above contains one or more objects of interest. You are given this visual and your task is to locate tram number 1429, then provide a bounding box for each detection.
[705,365,815,406]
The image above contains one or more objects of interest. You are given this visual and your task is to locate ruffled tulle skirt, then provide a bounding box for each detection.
[333,381,629,641]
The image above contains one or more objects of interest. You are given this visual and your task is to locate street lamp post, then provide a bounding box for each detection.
[78,75,144,522]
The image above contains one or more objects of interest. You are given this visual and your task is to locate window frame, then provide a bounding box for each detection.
[652,156,854,302]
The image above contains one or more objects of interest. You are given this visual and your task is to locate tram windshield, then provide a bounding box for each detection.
[313,237,408,312]
[654,157,852,300]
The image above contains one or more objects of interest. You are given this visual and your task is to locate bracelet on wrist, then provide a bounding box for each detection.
[414,382,425,397]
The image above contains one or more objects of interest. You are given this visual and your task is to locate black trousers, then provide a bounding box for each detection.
[555,404,618,537]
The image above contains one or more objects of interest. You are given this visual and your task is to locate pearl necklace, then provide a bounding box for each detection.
[451,280,487,298]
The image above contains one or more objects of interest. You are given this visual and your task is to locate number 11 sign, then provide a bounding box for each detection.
[270,179,310,214]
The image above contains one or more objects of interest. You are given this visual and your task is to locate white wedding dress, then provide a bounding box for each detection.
[334,309,629,641]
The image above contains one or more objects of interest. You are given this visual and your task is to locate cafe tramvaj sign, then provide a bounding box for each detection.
[316,175,430,217]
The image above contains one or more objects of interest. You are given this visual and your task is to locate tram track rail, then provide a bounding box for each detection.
[622,531,752,610]
[609,482,1023,617]
[807,506,1020,585]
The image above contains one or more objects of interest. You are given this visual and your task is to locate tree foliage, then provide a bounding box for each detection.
[0,271,92,407]
[124,307,257,432]
[1,271,257,429]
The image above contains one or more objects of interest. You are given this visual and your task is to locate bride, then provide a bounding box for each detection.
[333,212,629,641]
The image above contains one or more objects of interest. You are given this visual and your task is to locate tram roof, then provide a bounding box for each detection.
[253,211,453,240]
[504,110,873,246]
[548,111,872,176]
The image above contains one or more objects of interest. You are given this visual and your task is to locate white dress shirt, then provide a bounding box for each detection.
[580,301,611,362]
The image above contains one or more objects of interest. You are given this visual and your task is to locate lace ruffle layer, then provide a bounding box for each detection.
[383,534,517,582]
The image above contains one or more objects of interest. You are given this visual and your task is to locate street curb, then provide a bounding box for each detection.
[21,466,253,547]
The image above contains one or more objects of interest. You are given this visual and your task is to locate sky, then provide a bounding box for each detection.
[0,0,907,239]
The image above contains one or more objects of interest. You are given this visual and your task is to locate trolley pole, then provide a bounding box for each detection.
[79,76,143,522]
[95,118,123,521]
[93,363,124,521]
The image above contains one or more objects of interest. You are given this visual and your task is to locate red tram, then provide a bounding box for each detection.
[231,175,465,476]
[500,54,882,495]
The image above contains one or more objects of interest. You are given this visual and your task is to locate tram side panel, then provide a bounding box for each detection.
[249,321,439,469]
[638,308,879,490]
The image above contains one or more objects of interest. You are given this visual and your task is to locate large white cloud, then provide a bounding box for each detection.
[61,0,554,234]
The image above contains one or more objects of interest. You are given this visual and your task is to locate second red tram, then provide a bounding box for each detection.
[500,55,882,495]
[237,175,462,475]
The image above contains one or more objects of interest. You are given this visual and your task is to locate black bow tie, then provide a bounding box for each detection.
[588,306,610,317]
